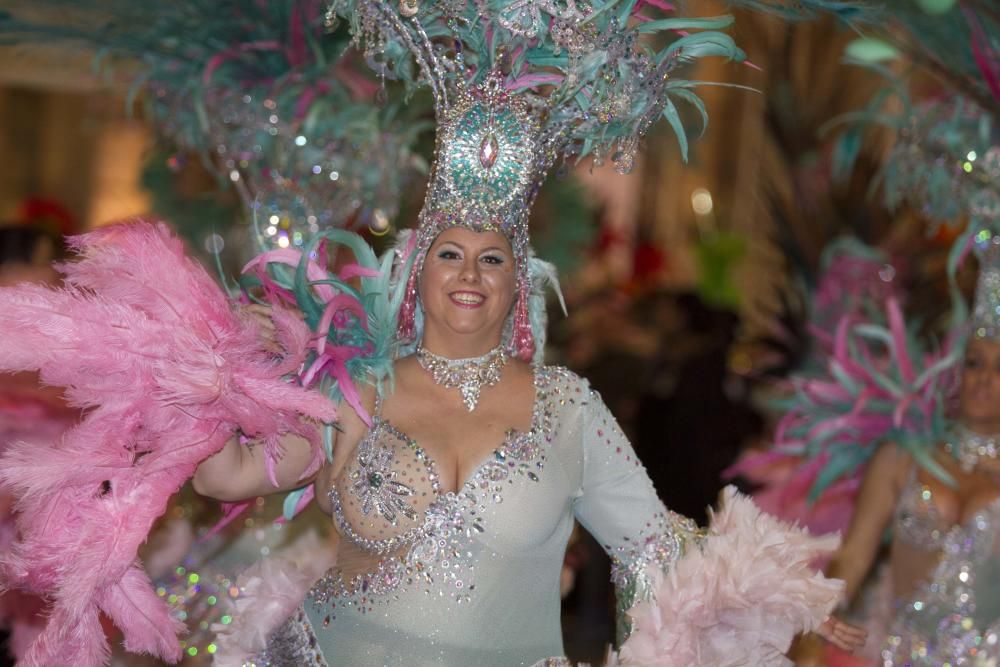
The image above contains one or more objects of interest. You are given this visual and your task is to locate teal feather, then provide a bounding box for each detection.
[824,0,1000,232]
[0,1,430,239]
[328,0,868,172]
[661,99,689,161]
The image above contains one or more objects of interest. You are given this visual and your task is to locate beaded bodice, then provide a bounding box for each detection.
[882,466,1000,665]
[316,370,549,614]
[329,404,543,556]
[894,468,950,551]
[290,366,700,666]
[330,418,446,554]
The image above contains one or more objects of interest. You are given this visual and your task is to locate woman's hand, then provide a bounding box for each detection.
[242,303,281,354]
[815,615,867,652]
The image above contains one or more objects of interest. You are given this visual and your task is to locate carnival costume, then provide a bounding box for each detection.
[877,234,1000,666]
[736,0,1000,659]
[737,233,1000,665]
[0,1,869,666]
[218,0,866,665]
[765,234,1000,666]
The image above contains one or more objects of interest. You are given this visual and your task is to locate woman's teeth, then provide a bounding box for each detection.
[452,293,484,305]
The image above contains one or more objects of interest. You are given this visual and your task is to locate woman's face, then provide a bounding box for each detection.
[958,338,1000,429]
[418,227,517,345]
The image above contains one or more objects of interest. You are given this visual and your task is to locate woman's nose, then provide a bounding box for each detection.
[459,258,480,282]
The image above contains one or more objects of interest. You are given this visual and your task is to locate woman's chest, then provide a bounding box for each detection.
[895,465,1000,550]
[331,414,575,554]
[311,421,577,616]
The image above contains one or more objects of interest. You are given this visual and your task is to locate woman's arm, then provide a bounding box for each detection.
[193,374,376,504]
[565,372,864,661]
[192,303,329,502]
[793,442,905,662]
[826,441,906,601]
[192,429,325,502]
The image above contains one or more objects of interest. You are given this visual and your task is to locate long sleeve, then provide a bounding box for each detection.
[559,370,843,666]
[569,379,703,642]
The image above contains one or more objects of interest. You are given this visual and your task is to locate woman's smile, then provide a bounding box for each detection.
[417,227,517,347]
[449,290,486,308]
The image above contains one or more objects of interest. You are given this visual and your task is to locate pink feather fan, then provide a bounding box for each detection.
[619,487,843,667]
[0,221,337,666]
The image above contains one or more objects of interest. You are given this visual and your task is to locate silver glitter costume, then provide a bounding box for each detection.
[259,366,699,666]
[881,467,1000,665]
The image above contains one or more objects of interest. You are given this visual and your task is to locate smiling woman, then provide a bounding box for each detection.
[186,8,865,662]
[957,339,1000,433]
[192,82,857,661]
[418,228,518,358]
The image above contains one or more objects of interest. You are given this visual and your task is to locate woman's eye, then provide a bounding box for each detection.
[480,255,505,265]
[437,249,461,260]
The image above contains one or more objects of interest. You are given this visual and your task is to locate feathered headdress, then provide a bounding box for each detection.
[971,229,1000,339]
[831,1,999,232]
[727,236,959,535]
[324,0,866,362]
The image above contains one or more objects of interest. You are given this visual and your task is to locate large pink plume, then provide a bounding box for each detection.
[0,221,337,666]
[619,487,843,667]
[0,376,79,661]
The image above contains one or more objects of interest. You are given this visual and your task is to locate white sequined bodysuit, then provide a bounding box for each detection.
[882,467,1000,665]
[255,366,699,666]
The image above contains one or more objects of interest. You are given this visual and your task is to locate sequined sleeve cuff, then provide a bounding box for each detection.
[609,510,705,643]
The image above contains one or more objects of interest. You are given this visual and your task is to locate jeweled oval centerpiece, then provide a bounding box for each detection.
[439,73,538,214]
[479,134,499,169]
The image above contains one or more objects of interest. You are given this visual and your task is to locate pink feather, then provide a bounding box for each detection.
[210,530,335,666]
[0,221,337,665]
[620,488,843,666]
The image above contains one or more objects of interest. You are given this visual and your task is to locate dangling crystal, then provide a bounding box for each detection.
[323,6,340,32]
[479,134,499,169]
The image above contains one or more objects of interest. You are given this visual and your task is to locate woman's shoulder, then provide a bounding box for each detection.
[867,440,914,490]
[535,365,605,408]
[536,364,587,389]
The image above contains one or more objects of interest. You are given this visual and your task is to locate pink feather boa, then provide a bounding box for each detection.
[210,530,336,666]
[0,221,337,666]
[618,487,843,667]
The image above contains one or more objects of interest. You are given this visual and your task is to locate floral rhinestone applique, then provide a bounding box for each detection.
[349,438,417,522]
[312,368,557,614]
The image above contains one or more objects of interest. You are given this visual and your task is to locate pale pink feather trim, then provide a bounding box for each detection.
[211,530,335,666]
[619,487,844,667]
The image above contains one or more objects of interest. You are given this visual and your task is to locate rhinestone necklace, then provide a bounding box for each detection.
[944,426,1000,473]
[416,345,507,411]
